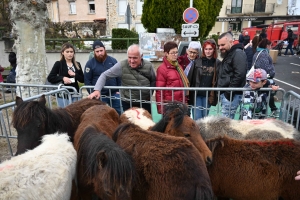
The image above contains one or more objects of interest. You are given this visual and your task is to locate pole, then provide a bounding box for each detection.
[189,0,193,41]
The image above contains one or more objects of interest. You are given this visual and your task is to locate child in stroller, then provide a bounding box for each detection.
[272,40,284,56]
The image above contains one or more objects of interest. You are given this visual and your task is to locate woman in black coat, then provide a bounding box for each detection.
[47,43,84,107]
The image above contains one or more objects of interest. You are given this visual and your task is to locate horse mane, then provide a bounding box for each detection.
[78,125,135,196]
[112,123,135,142]
[151,101,190,132]
[12,100,73,133]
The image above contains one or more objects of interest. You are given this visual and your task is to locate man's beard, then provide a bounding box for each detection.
[220,49,229,58]
[95,52,107,62]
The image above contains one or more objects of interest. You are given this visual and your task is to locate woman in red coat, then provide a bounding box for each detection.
[156,41,189,114]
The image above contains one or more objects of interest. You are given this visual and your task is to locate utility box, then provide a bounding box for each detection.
[269,50,278,63]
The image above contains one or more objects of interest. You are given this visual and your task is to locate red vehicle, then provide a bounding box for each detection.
[242,21,300,49]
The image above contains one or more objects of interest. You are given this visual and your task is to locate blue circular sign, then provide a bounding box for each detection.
[183,7,199,24]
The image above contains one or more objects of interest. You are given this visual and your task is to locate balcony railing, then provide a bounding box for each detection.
[226,3,275,16]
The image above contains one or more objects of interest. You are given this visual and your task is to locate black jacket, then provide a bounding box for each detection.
[47,60,84,92]
[217,43,247,96]
[188,57,221,105]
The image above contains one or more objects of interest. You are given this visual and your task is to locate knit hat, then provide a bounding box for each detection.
[247,69,267,83]
[93,40,105,50]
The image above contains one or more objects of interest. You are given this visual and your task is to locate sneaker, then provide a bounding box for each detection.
[282,54,286,56]
[270,110,280,118]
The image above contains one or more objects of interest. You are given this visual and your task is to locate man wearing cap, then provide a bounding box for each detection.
[241,68,279,120]
[84,40,121,115]
[87,44,156,114]
[178,41,201,76]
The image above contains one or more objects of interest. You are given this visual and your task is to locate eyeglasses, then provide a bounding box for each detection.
[169,51,178,55]
[189,51,198,55]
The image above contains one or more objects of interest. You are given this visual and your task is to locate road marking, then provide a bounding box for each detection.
[292,71,300,73]
[290,63,300,66]
[274,78,300,90]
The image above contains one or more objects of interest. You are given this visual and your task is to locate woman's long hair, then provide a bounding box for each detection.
[60,43,80,70]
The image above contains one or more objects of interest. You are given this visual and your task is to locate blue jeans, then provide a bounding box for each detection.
[57,97,78,108]
[284,43,294,55]
[101,93,122,115]
[193,95,211,120]
[220,93,242,119]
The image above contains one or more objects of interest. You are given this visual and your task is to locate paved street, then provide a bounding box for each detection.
[273,53,300,97]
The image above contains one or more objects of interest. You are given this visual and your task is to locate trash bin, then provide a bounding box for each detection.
[269,50,278,63]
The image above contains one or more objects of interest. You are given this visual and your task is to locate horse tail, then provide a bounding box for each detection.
[195,184,214,200]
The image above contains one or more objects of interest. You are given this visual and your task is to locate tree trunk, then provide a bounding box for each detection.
[10,0,50,97]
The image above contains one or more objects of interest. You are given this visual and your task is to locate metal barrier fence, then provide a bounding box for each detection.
[80,86,286,121]
[281,90,300,131]
[1,83,300,160]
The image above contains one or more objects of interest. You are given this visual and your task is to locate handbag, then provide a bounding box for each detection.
[246,50,263,77]
[208,64,218,106]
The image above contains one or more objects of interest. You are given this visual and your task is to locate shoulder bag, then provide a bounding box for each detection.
[246,50,263,77]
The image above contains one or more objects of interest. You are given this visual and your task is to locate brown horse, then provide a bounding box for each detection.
[12,95,105,155]
[112,123,214,200]
[150,102,212,165]
[206,136,300,200]
[74,105,135,200]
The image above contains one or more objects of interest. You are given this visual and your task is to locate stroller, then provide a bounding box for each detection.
[272,40,284,56]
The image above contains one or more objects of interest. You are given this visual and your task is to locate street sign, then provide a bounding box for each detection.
[183,7,199,24]
[181,23,199,37]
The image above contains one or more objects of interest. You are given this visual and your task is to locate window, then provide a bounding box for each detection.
[119,0,127,15]
[254,0,266,13]
[136,0,144,16]
[70,2,76,14]
[231,0,242,13]
[89,1,95,13]
[118,23,129,29]
[135,23,146,33]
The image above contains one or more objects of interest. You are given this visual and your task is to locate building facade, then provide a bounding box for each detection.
[212,0,300,39]
[47,0,300,37]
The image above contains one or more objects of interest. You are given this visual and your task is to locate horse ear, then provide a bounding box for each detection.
[38,95,46,105]
[97,150,107,168]
[15,96,23,106]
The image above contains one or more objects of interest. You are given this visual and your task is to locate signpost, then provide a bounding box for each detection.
[181,23,199,37]
[182,7,199,39]
[183,7,199,24]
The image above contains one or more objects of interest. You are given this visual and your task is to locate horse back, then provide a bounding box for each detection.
[113,123,213,200]
[206,136,300,199]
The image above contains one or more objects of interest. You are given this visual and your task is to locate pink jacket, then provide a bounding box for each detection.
[0,65,4,83]
[155,57,188,114]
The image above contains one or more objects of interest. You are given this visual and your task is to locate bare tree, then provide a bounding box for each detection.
[9,0,50,97]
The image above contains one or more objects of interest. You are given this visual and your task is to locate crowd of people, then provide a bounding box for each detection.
[0,29,283,121]
[45,32,281,120]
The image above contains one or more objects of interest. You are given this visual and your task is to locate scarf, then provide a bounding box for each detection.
[256,47,269,53]
[167,58,190,95]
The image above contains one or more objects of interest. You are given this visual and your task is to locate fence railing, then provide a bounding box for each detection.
[2,83,300,160]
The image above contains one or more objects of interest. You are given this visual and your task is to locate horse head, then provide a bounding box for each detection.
[77,126,135,200]
[13,95,72,155]
[120,107,155,130]
[13,95,49,155]
[151,102,213,165]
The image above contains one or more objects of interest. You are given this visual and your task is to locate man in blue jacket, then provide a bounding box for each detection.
[84,40,122,115]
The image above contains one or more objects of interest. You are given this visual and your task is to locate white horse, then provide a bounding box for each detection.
[120,107,155,130]
[0,133,77,200]
[196,116,300,141]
